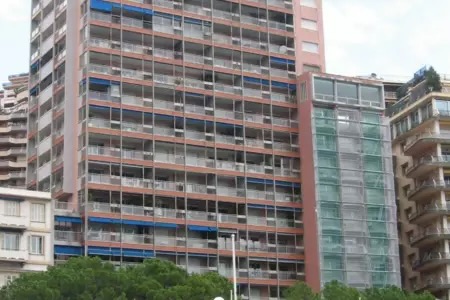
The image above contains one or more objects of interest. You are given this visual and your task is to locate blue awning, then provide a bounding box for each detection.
[88,217,121,224]
[29,86,38,96]
[185,118,205,125]
[122,249,154,258]
[243,76,270,86]
[188,225,216,232]
[276,207,298,212]
[215,122,234,129]
[270,57,295,65]
[89,104,110,111]
[55,216,82,224]
[122,108,143,117]
[30,61,39,71]
[155,222,178,229]
[275,181,300,188]
[247,204,275,210]
[90,77,111,86]
[91,0,113,13]
[185,18,203,25]
[154,114,174,121]
[55,245,83,256]
[247,178,274,185]
[88,246,112,256]
[188,253,209,257]
[122,219,154,227]
[185,92,203,98]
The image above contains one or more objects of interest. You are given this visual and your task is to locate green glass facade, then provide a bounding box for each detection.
[311,77,400,289]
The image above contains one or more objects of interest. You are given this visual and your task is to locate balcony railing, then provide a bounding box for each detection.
[0,249,28,261]
[54,230,82,243]
[414,252,450,269]
[407,155,450,174]
[410,227,450,245]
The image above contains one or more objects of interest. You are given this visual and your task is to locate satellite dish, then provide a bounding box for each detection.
[279,45,287,54]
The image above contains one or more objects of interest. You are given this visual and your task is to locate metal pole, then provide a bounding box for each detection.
[231,234,237,300]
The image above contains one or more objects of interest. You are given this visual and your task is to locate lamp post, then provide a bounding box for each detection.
[231,234,237,300]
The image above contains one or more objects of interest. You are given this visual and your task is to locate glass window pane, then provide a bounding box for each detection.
[337,82,358,103]
[436,99,448,112]
[314,78,334,100]
[317,151,338,168]
[361,85,381,103]
[318,168,339,185]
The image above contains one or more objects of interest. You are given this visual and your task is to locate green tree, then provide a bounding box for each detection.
[0,257,232,300]
[283,281,319,300]
[321,281,360,300]
[425,66,442,92]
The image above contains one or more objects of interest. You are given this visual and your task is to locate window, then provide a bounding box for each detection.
[0,233,19,250]
[31,203,45,222]
[30,236,44,255]
[336,82,358,103]
[4,201,19,216]
[302,41,319,53]
[436,99,450,114]
[401,163,408,175]
[360,85,382,106]
[303,64,321,73]
[301,19,317,30]
[301,0,317,8]
[314,78,334,100]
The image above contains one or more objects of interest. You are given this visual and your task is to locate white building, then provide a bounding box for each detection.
[0,188,52,286]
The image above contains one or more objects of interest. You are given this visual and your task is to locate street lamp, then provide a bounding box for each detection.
[214,298,225,300]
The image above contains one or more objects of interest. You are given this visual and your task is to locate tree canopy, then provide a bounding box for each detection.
[284,281,435,300]
[0,257,231,300]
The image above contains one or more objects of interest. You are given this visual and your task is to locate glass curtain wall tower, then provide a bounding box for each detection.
[298,72,401,290]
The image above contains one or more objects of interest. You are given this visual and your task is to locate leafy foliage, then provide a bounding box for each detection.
[0,257,231,300]
[285,281,435,300]
[425,66,442,92]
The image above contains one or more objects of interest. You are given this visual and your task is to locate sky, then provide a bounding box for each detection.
[1,0,450,83]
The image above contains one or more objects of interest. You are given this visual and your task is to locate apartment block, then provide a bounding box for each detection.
[390,70,450,299]
[28,0,325,298]
[0,188,52,286]
[0,74,28,188]
[298,72,401,290]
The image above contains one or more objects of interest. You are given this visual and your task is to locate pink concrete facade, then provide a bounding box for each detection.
[293,0,326,73]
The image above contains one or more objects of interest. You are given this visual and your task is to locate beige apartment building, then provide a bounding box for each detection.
[0,74,28,188]
[390,69,450,300]
[0,188,53,286]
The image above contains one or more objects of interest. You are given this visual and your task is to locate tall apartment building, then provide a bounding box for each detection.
[0,188,52,286]
[298,73,400,290]
[0,74,28,188]
[28,0,325,298]
[390,70,450,299]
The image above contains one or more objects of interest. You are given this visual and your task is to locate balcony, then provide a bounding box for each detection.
[0,214,27,230]
[410,227,450,247]
[54,230,82,245]
[404,132,450,156]
[407,180,450,202]
[406,155,450,178]
[0,249,28,262]
[413,252,450,272]
[409,203,450,224]
[417,277,450,293]
[87,173,153,189]
[87,231,153,245]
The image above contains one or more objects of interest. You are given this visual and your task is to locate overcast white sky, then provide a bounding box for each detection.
[0,0,449,82]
